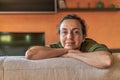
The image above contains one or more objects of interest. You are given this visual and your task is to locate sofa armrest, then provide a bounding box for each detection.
[0,57,5,80]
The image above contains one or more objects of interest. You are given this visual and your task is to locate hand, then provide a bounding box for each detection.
[62,50,82,58]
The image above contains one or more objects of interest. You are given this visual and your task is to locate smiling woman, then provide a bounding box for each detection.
[25,14,113,69]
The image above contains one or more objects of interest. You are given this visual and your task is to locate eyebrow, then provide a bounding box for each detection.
[61,28,67,30]
[72,28,80,31]
[61,28,80,31]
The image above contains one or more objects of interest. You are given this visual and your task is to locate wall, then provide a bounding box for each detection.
[0,0,120,49]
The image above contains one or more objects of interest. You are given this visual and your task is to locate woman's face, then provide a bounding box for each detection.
[59,19,85,49]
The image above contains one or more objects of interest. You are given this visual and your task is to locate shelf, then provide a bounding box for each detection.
[110,48,120,53]
[58,8,120,12]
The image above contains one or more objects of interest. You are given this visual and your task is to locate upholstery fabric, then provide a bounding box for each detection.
[0,57,5,80]
[0,53,119,80]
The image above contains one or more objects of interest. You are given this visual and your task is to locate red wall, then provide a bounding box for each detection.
[0,0,120,49]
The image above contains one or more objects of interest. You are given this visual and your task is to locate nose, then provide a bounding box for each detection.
[67,33,74,39]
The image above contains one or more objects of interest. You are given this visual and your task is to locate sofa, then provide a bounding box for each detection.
[0,53,120,80]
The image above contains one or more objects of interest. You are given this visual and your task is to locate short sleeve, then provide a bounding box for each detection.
[88,44,111,53]
[45,42,63,48]
[80,38,111,53]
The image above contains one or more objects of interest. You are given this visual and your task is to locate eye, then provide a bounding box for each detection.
[60,31,68,35]
[73,30,80,35]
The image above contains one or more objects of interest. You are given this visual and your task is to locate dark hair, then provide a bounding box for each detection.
[58,14,87,37]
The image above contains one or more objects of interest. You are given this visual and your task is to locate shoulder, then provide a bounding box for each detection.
[81,38,97,50]
[83,38,97,45]
[46,42,63,48]
[81,38,111,53]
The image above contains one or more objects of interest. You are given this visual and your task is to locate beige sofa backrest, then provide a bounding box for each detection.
[0,53,120,80]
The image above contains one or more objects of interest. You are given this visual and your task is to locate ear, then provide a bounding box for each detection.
[82,38,85,42]
[82,35,86,42]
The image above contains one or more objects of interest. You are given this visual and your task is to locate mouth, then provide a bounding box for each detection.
[65,42,75,46]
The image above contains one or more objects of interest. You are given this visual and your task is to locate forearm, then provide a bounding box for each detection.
[63,50,113,68]
[25,46,68,60]
[73,51,113,68]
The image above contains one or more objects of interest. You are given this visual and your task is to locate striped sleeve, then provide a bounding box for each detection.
[88,44,112,53]
[46,42,63,48]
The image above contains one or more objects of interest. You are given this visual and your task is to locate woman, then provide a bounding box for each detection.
[25,14,113,68]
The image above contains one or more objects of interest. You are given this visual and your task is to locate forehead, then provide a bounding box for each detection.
[60,19,82,30]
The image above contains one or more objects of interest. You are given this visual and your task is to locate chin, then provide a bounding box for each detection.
[64,46,76,50]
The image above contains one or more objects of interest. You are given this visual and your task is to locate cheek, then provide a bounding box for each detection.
[75,36,83,46]
[60,35,66,47]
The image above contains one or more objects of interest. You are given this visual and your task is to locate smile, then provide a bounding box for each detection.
[66,42,75,46]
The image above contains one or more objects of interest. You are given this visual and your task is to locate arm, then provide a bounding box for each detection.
[62,50,113,69]
[25,46,68,60]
